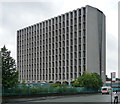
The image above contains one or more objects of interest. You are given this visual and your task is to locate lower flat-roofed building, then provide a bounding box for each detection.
[17,5,106,85]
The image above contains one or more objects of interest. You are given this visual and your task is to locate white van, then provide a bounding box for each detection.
[101,86,112,94]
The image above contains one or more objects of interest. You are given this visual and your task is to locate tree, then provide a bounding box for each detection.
[1,46,19,88]
[90,73,103,90]
[72,72,103,91]
[21,79,26,88]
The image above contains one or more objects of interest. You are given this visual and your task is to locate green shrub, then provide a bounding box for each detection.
[49,87,54,93]
[30,87,38,94]
[50,83,61,87]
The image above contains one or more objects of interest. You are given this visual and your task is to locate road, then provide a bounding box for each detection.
[3,92,120,104]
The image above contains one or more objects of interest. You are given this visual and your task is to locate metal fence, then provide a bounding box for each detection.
[2,86,97,96]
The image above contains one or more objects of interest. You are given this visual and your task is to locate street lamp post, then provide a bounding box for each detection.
[111,73,112,104]
[102,70,104,85]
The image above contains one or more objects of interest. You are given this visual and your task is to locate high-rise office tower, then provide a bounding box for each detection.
[17,5,106,85]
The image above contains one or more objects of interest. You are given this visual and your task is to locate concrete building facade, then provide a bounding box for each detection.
[17,5,106,84]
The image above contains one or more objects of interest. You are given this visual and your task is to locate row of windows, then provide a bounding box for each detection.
[19,72,80,80]
[17,25,85,44]
[17,24,85,43]
[18,56,86,69]
[17,49,85,60]
[18,58,85,68]
[17,8,86,35]
[18,37,83,50]
[19,67,81,74]
[17,43,85,57]
[18,36,84,50]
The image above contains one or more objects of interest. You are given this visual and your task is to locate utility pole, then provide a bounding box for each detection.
[111,73,112,104]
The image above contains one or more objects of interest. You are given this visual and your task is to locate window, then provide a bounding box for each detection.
[67,27,69,32]
[66,13,69,19]
[59,74,61,79]
[59,36,61,41]
[63,28,65,33]
[63,15,65,21]
[75,66,77,72]
[79,45,81,50]
[49,20,51,25]
[67,20,69,26]
[75,52,77,58]
[83,51,86,57]
[71,60,73,65]
[83,22,86,29]
[52,74,54,80]
[67,67,69,73]
[52,50,54,55]
[71,19,73,25]
[83,37,86,44]
[59,61,61,66]
[75,39,77,44]
[83,65,85,71]
[56,61,58,67]
[49,26,51,31]
[70,12,73,18]
[63,61,65,66]
[59,54,61,60]
[70,26,73,33]
[83,44,86,51]
[74,10,77,17]
[74,25,77,31]
[71,39,73,45]
[67,40,69,46]
[56,43,58,48]
[55,17,58,23]
[67,47,69,52]
[63,54,65,59]
[63,48,65,53]
[74,59,77,66]
[75,46,77,51]
[52,18,54,24]
[67,54,69,59]
[79,17,81,23]
[79,31,81,37]
[71,66,73,72]
[52,25,54,30]
[79,59,81,65]
[67,74,69,79]
[59,48,61,53]
[74,18,77,24]
[67,60,69,66]
[75,32,77,38]
[83,15,86,21]
[59,16,61,22]
[79,9,81,16]
[59,29,61,34]
[83,58,86,64]
[56,24,58,30]
[63,74,65,80]
[67,34,69,39]
[63,41,65,47]
[56,49,58,54]
[71,46,73,52]
[83,8,86,14]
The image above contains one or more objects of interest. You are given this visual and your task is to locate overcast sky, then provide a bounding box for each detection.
[0,0,119,78]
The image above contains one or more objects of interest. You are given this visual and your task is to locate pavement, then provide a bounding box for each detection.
[2,92,120,104]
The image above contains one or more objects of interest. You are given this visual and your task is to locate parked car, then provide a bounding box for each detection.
[101,86,112,94]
